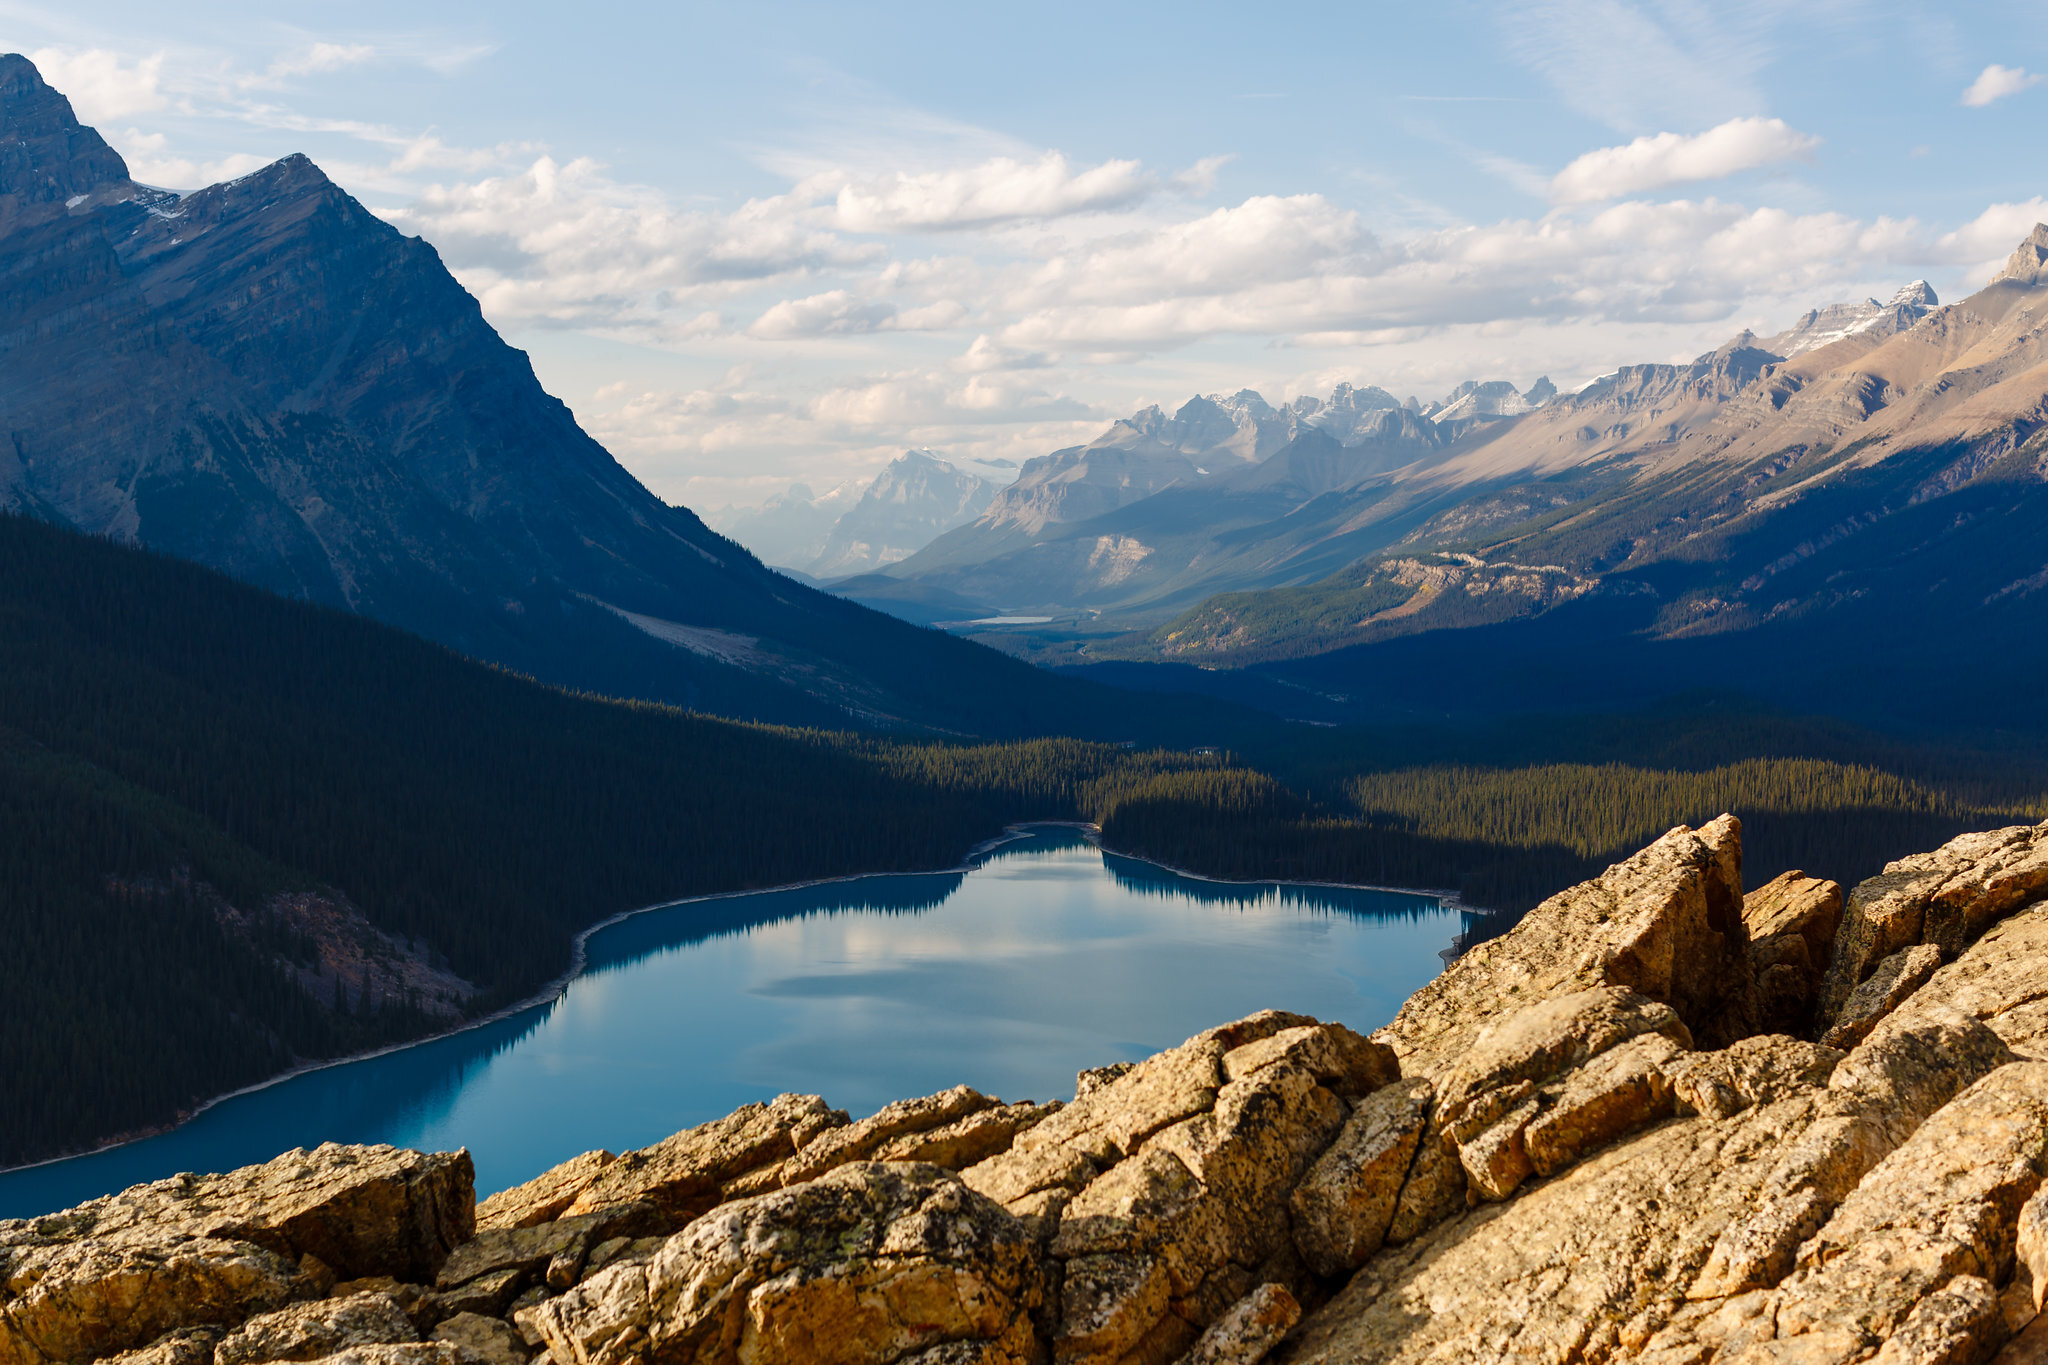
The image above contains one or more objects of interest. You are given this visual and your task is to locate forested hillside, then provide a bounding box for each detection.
[0,513,1222,1165]
[6,510,2044,1168]
[1097,756,2043,923]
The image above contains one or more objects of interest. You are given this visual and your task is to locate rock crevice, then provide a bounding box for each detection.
[13,816,2048,1365]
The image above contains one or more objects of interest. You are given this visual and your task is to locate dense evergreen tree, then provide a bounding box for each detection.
[0,513,1211,1164]
[3,511,2043,1166]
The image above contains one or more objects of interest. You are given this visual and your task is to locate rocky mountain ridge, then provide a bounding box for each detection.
[13,813,2048,1364]
[1752,280,1939,359]
[1134,232,2048,684]
[876,376,1555,620]
[862,241,2046,717]
[0,53,1203,739]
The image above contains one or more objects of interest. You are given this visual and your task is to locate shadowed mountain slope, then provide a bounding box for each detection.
[0,54,1236,739]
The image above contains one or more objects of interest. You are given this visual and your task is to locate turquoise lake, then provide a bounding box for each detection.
[1,828,1463,1219]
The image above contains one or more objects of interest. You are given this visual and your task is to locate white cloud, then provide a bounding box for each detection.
[743,291,968,340]
[584,362,1102,505]
[1550,117,1821,204]
[957,335,1054,372]
[29,48,165,124]
[1961,64,2043,108]
[254,43,377,86]
[1171,155,1233,195]
[1015,195,1376,310]
[380,156,879,333]
[119,133,271,190]
[1929,197,2048,280]
[989,195,1945,354]
[811,152,1157,233]
[748,290,898,339]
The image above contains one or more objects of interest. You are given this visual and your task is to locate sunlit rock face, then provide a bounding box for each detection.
[13,814,2048,1365]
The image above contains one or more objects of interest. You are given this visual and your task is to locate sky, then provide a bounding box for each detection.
[7,1,2047,511]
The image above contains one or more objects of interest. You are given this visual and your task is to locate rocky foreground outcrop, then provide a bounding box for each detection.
[11,817,2048,1365]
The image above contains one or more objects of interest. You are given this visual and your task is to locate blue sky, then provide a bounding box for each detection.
[8,1,2047,508]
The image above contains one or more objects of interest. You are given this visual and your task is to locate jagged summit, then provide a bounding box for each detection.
[0,59,1163,736]
[0,54,134,220]
[1993,222,2048,286]
[1888,279,1938,308]
[1752,278,1940,359]
[1424,376,1553,423]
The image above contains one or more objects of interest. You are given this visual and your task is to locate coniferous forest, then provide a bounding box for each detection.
[4,510,2046,1166]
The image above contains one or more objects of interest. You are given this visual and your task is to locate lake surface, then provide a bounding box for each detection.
[1,828,1462,1219]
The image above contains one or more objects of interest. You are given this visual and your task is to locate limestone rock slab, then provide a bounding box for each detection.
[1524,1032,1683,1177]
[528,1162,1042,1365]
[1763,1062,2048,1357]
[1377,816,1745,1083]
[0,1146,472,1365]
[1898,904,2048,1060]
[1666,1036,1842,1121]
[1278,1095,1827,1364]
[554,1094,846,1228]
[476,1154,615,1234]
[1289,1078,1432,1277]
[1743,872,1843,959]
[428,1315,525,1365]
[779,1088,1000,1185]
[1175,1283,1300,1365]
[214,1294,418,1365]
[1821,821,2048,1023]
[435,1206,657,1296]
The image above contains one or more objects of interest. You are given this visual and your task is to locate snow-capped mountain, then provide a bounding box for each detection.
[1292,382,1412,443]
[1752,280,1939,358]
[1424,377,1557,424]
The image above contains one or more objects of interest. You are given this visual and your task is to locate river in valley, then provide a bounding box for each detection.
[0,827,1465,1219]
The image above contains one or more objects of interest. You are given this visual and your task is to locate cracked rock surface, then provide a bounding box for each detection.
[19,816,2048,1365]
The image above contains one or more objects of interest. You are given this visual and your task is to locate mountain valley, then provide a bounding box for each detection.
[778,239,2048,743]
[0,55,1241,741]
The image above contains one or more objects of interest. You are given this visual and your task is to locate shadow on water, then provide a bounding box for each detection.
[0,826,1458,1220]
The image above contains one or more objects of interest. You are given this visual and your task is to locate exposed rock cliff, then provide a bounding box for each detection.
[0,54,1182,737]
[13,815,2048,1364]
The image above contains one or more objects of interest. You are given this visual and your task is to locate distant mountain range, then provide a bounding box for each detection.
[8,49,2042,741]
[871,376,1559,620]
[842,284,1958,638]
[1068,241,2046,732]
[709,450,1013,578]
[788,237,2048,733]
[0,54,1241,740]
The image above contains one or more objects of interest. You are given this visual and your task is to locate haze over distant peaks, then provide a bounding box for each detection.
[811,450,1005,577]
[710,449,1012,576]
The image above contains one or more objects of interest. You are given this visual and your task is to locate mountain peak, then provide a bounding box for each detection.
[1888,279,1938,309]
[1991,224,2048,286]
[0,53,133,214]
